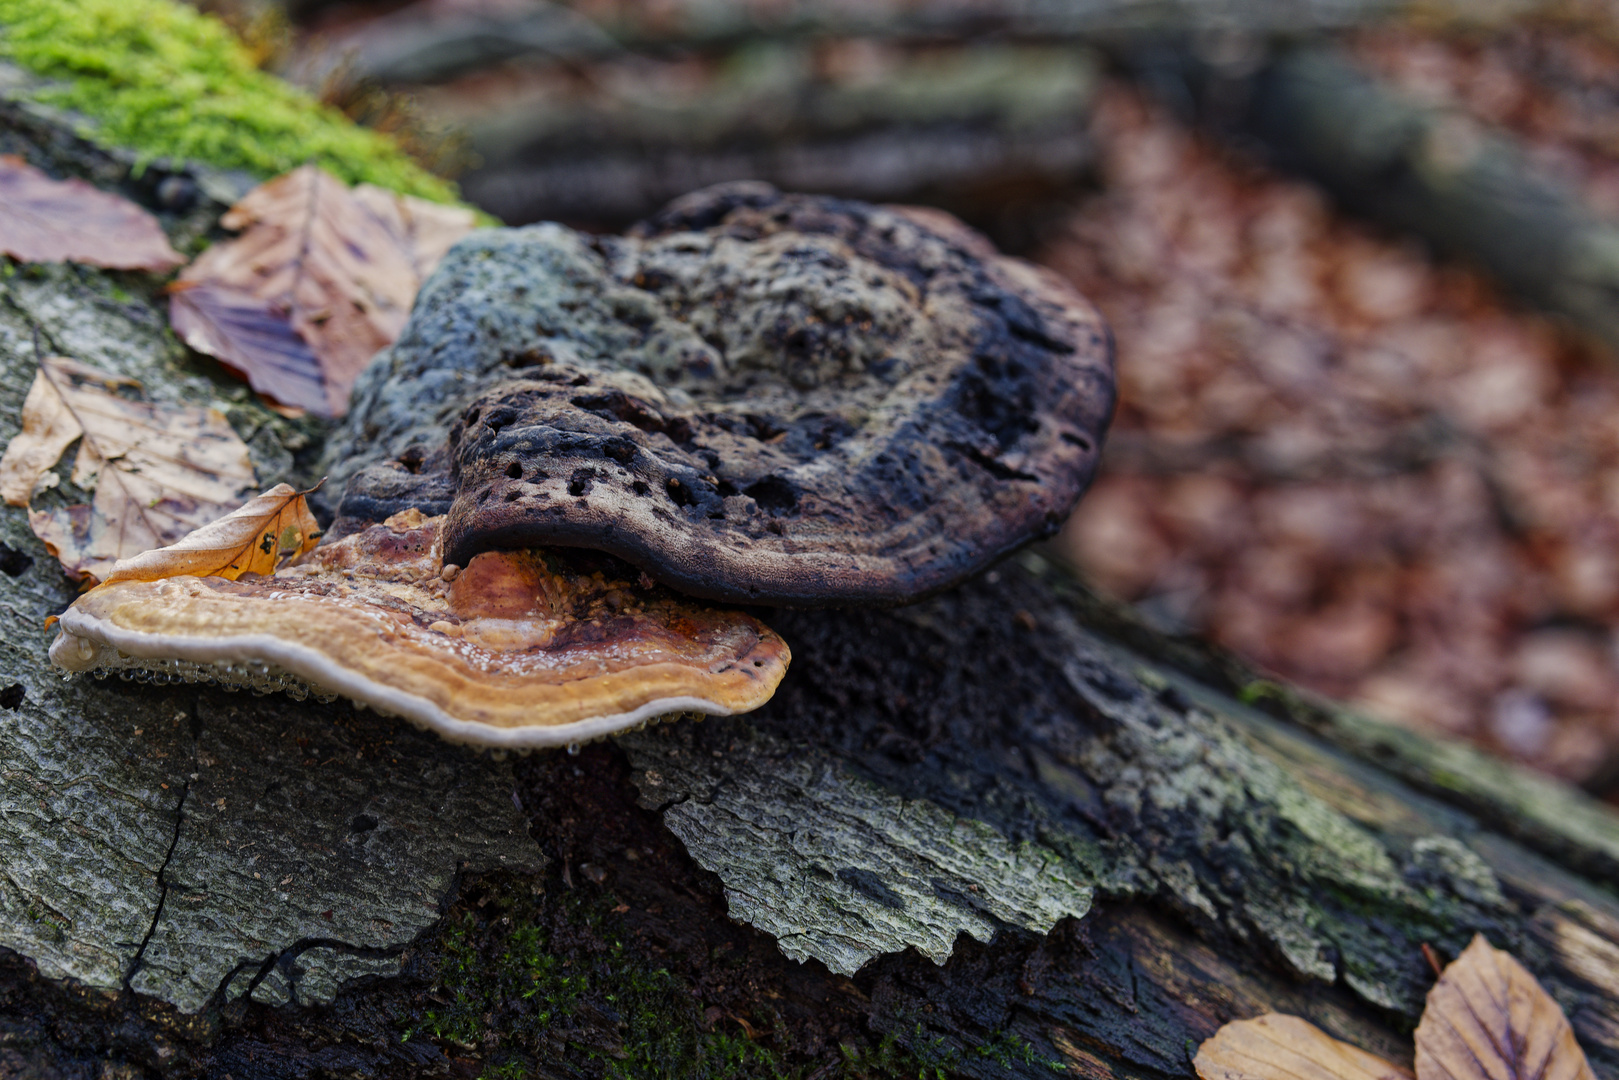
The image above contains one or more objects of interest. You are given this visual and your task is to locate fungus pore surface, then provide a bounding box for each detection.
[49,509,789,748]
[333,182,1115,607]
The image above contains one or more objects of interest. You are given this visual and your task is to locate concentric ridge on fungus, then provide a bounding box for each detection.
[331,183,1116,607]
[49,510,790,749]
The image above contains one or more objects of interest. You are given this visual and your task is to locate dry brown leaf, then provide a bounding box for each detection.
[350,183,480,278]
[97,482,322,587]
[0,359,124,506]
[1416,935,1595,1080]
[0,156,184,271]
[167,280,324,415]
[0,357,257,582]
[169,165,477,418]
[1195,1013,1413,1080]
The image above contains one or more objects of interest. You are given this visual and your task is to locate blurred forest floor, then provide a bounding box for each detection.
[206,1,1619,800]
[1052,28,1619,798]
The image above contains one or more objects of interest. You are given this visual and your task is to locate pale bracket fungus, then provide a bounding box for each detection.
[51,508,788,749]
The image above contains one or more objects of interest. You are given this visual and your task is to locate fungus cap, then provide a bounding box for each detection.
[425,183,1115,606]
[49,510,789,748]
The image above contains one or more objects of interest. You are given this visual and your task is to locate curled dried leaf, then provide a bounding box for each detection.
[168,281,324,413]
[1195,1013,1411,1080]
[96,482,322,588]
[0,357,257,582]
[0,358,103,506]
[1416,935,1595,1080]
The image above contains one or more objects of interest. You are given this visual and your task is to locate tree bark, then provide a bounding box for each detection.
[0,73,1616,1080]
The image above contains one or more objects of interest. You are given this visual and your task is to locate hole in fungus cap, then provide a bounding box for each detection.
[49,509,788,749]
[422,184,1115,608]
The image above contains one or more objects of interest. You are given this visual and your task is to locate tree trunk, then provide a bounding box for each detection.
[0,61,1616,1080]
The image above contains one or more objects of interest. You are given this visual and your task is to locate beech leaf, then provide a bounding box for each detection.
[0,357,258,582]
[0,156,184,271]
[168,282,325,414]
[350,182,480,278]
[1416,935,1595,1080]
[97,482,322,587]
[1195,1013,1413,1080]
[169,165,477,418]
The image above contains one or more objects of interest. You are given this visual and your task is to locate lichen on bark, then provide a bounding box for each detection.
[623,723,1096,975]
[611,561,1526,1016]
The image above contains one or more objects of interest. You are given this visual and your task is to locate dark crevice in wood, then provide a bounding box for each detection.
[122,779,191,996]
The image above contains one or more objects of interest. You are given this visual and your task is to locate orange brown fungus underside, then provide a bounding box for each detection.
[49,510,789,749]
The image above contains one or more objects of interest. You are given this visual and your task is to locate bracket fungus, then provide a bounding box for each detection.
[45,183,1114,747]
[49,507,789,749]
[335,182,1116,607]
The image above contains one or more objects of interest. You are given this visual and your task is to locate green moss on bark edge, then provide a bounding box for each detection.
[0,0,462,202]
[412,877,1064,1080]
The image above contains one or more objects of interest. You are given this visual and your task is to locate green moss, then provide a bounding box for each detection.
[841,1025,1066,1079]
[417,914,585,1048]
[408,880,1058,1080]
[412,890,791,1079]
[1237,679,1285,707]
[974,1032,1065,1072]
[0,0,460,202]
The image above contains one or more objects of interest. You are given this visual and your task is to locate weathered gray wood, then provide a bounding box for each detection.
[299,0,1427,86]
[622,721,1098,975]
[454,43,1098,229]
[0,279,543,1015]
[1059,576,1619,883]
[596,554,1619,1077]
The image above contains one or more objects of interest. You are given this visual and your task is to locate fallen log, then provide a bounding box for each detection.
[0,15,1614,1079]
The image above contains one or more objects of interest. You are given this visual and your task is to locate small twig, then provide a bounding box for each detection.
[1421,942,1445,978]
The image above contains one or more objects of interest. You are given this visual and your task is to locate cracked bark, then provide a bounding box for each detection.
[123,780,191,994]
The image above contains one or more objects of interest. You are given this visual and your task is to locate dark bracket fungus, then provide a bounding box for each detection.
[337,183,1115,607]
[50,510,790,749]
[332,456,456,536]
[443,187,1114,605]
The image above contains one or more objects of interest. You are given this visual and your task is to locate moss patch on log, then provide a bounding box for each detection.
[0,0,460,202]
[390,867,1029,1080]
[411,886,799,1080]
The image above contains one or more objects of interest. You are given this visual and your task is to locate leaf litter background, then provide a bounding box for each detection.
[1047,72,1619,797]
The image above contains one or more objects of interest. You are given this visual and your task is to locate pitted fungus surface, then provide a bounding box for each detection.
[334,182,1115,607]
